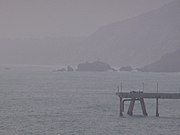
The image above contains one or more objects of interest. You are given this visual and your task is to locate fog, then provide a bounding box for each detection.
[0,0,174,38]
[1,1,180,135]
[0,0,179,68]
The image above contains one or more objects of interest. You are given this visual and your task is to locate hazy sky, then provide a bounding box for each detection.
[0,0,174,38]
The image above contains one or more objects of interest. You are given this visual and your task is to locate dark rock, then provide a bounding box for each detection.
[76,61,111,72]
[119,66,133,71]
[67,65,74,71]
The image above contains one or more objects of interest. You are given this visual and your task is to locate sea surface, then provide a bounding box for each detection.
[0,66,180,135]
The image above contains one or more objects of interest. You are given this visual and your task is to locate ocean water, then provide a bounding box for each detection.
[0,66,180,135]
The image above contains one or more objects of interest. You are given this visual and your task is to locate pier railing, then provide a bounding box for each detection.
[115,82,180,117]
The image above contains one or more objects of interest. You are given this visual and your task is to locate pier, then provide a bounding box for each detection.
[116,84,180,117]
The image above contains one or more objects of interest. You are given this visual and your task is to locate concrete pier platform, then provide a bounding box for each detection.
[116,91,180,117]
[116,92,180,99]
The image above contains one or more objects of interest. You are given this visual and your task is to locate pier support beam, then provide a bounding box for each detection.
[116,90,180,117]
[140,98,148,116]
[127,98,135,116]
[127,98,148,116]
[156,98,159,117]
[119,97,123,117]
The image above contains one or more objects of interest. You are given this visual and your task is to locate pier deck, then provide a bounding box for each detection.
[116,91,180,117]
[116,92,180,99]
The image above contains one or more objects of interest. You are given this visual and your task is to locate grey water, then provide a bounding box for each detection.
[0,66,180,135]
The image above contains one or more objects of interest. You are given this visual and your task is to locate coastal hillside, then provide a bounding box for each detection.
[140,49,180,72]
[0,0,180,66]
[80,0,180,66]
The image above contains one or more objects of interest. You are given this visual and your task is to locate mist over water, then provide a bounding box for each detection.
[0,0,178,67]
[0,67,180,134]
[0,0,180,135]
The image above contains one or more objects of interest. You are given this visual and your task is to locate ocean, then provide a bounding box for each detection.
[0,66,180,135]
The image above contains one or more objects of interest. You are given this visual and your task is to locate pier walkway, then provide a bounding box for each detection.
[116,91,180,117]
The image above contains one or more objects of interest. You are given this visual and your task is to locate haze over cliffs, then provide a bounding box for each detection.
[80,0,180,67]
[0,37,83,65]
[140,49,180,72]
[0,0,179,67]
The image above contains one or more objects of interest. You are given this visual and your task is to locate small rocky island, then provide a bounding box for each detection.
[76,61,112,72]
[119,66,133,72]
[56,61,135,72]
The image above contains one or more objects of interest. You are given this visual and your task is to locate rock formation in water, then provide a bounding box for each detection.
[76,61,111,72]
[119,66,133,72]
[67,65,74,71]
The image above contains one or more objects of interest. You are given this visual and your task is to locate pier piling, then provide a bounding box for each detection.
[116,91,180,117]
[127,98,135,116]
[156,98,159,117]
[140,98,148,116]
[119,97,123,116]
